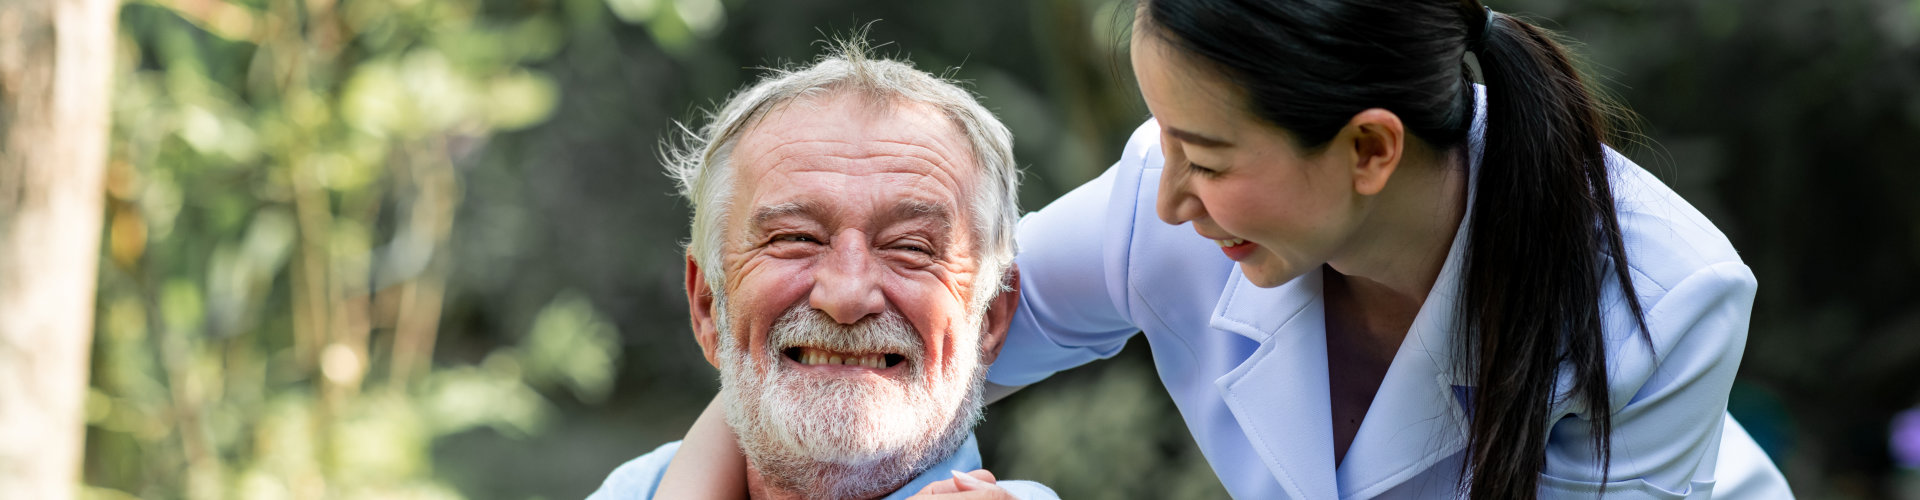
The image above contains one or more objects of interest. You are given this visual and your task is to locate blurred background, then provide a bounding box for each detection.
[19,0,1919,498]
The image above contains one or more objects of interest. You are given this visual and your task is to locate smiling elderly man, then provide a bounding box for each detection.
[586,39,1055,500]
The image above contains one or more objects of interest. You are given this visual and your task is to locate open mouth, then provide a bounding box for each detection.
[781,346,907,369]
[1212,236,1257,261]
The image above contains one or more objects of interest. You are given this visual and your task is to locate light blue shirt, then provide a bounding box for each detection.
[586,433,1058,499]
[987,87,1793,498]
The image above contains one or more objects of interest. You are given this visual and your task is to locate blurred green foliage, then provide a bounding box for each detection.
[88,0,614,497]
[82,0,1920,498]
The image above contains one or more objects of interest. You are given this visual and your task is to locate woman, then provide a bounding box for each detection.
[666,0,1792,497]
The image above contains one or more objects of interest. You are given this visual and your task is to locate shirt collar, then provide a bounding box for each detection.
[881,433,983,500]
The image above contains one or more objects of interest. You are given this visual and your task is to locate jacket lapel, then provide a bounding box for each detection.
[1331,253,1470,498]
[1333,143,1481,498]
[1206,227,1478,499]
[1212,266,1340,500]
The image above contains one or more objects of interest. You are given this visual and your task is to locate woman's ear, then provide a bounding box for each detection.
[686,254,721,367]
[1342,108,1406,196]
[977,265,1020,365]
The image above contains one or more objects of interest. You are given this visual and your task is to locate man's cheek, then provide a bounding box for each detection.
[907,316,967,372]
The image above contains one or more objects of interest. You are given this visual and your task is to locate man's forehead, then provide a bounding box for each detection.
[732,92,976,174]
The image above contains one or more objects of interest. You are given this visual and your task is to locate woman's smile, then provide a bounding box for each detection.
[1212,236,1256,260]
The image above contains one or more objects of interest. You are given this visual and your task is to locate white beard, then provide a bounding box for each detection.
[716,301,987,499]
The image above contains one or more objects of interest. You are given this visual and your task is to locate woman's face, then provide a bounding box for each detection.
[1131,30,1363,288]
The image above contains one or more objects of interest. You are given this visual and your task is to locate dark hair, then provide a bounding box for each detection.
[1137,0,1648,497]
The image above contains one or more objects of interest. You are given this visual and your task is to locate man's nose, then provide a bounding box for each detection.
[810,229,887,325]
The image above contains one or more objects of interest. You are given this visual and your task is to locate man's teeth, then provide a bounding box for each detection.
[797,348,888,369]
[1216,238,1246,247]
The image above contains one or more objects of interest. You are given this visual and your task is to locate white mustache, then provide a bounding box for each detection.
[765,305,922,367]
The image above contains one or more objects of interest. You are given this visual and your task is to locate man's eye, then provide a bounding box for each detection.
[773,234,820,244]
[887,239,935,255]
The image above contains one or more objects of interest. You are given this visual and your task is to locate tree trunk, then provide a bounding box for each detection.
[0,0,118,497]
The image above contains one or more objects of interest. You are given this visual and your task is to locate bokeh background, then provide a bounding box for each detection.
[62,0,1920,498]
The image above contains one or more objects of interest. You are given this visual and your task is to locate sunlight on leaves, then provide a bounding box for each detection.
[521,291,623,404]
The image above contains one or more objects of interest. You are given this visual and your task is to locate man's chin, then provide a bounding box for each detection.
[727,375,979,497]
[762,380,943,463]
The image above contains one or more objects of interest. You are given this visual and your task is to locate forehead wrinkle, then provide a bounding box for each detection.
[752,153,968,203]
[734,105,973,172]
[868,137,974,170]
[795,91,971,162]
[753,138,962,176]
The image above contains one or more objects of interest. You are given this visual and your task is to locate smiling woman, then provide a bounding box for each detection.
[959,0,1791,497]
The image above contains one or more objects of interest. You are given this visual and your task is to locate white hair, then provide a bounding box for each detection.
[661,34,1021,311]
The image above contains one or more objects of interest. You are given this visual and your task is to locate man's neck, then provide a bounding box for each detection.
[743,461,909,500]
[743,467,802,500]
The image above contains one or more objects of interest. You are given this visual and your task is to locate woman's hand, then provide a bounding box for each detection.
[906,469,1018,499]
[654,397,748,499]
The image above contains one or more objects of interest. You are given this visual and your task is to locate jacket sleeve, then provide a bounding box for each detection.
[586,440,679,500]
[984,121,1160,387]
[1538,261,1759,498]
[998,480,1061,500]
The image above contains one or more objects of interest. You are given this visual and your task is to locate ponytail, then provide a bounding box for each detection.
[1458,5,1648,497]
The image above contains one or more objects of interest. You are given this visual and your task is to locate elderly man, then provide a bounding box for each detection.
[587,38,1055,500]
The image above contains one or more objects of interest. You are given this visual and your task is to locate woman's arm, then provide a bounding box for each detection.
[980,121,1165,389]
[654,397,747,499]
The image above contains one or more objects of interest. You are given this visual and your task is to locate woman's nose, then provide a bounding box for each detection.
[809,230,887,325]
[1156,153,1205,225]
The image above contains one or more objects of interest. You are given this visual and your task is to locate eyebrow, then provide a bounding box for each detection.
[747,199,953,231]
[890,199,952,231]
[1166,127,1234,148]
[750,201,825,230]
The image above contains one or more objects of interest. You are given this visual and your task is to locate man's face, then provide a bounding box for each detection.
[685,92,1012,496]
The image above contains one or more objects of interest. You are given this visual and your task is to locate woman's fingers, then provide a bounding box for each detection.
[918,491,1020,500]
[915,478,961,496]
[911,475,1018,500]
[951,469,998,488]
[908,470,1000,498]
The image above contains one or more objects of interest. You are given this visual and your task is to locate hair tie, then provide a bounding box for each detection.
[1467,6,1494,52]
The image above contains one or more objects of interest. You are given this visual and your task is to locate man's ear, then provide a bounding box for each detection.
[978,264,1020,365]
[686,254,722,368]
[1342,108,1406,197]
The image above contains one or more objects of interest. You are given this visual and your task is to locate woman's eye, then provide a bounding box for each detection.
[773,234,820,244]
[1188,161,1222,178]
[891,243,931,254]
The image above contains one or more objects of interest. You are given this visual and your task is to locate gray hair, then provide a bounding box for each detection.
[663,35,1020,311]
